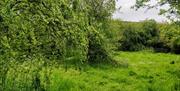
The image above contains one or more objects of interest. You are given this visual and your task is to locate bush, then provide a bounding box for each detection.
[142,20,159,38]
[171,37,180,54]
[87,26,112,63]
[159,24,180,54]
[119,20,172,52]
[119,25,146,51]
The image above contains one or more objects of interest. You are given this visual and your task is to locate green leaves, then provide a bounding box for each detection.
[0,0,115,64]
[119,20,161,51]
[1,36,10,49]
[135,0,180,21]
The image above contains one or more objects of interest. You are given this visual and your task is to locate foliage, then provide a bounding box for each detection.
[106,19,123,50]
[0,0,116,90]
[119,20,160,51]
[159,23,180,53]
[119,25,145,51]
[0,0,116,63]
[85,0,116,22]
[171,37,180,54]
[142,20,159,38]
[113,19,180,54]
[87,26,111,64]
[135,0,180,21]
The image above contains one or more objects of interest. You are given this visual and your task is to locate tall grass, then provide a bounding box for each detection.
[1,51,179,91]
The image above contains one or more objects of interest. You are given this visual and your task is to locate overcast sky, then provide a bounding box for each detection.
[112,0,169,22]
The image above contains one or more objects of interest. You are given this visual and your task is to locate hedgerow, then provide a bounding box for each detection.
[0,0,115,63]
[117,20,180,53]
[0,0,116,90]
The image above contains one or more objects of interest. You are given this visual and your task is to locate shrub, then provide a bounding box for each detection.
[87,26,112,63]
[142,20,159,38]
[159,24,180,53]
[171,37,180,54]
[119,20,169,52]
[119,25,146,51]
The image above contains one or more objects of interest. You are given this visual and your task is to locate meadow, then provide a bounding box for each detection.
[2,51,180,91]
[0,0,180,91]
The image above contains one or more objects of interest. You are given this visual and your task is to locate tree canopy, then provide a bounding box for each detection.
[0,0,116,63]
[135,0,180,21]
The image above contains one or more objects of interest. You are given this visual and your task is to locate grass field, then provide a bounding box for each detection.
[3,51,180,91]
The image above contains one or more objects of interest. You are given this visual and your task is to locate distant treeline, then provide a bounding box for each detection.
[108,19,180,54]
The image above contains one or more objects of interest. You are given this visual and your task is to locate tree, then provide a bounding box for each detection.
[84,0,116,63]
[85,0,115,22]
[135,0,180,21]
[0,0,116,63]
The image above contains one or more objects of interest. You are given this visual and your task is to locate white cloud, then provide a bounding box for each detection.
[113,0,169,22]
